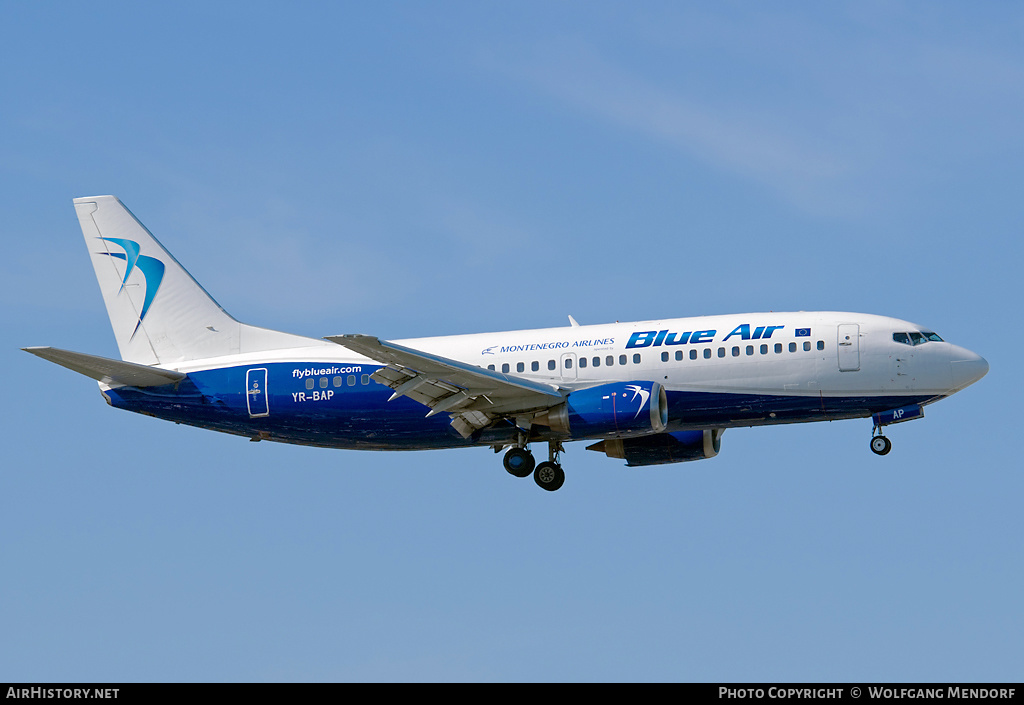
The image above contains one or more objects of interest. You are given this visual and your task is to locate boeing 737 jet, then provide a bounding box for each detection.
[24,196,989,491]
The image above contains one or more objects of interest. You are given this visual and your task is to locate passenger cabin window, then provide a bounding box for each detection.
[593,357,601,367]
[548,360,556,371]
[619,355,627,365]
[817,340,825,351]
[502,363,510,373]
[632,353,641,364]
[532,361,539,372]
[676,350,683,361]
[579,357,587,368]
[661,352,669,362]
[517,362,525,373]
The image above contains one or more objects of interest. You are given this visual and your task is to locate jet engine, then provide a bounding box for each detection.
[534,381,667,438]
[587,429,724,466]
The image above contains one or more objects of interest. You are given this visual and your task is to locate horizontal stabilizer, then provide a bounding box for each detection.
[23,346,186,388]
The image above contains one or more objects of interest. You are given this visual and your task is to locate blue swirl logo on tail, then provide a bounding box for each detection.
[97,237,165,339]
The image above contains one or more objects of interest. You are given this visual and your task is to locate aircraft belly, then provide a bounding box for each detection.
[662,389,938,429]
[103,360,940,451]
[103,362,484,451]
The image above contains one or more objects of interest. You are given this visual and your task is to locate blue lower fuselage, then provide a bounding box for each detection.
[102,362,941,450]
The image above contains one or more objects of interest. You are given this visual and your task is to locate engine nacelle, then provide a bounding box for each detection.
[587,429,724,466]
[535,381,668,438]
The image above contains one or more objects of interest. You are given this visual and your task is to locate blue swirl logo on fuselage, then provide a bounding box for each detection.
[98,237,165,339]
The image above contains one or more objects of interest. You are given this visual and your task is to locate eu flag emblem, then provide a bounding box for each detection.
[795,328,811,337]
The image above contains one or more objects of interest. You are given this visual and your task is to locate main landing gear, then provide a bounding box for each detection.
[870,427,892,456]
[503,447,534,477]
[502,441,565,491]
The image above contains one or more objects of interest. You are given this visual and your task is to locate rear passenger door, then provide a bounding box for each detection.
[246,368,270,417]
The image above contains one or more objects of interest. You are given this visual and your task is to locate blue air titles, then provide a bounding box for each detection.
[626,324,785,349]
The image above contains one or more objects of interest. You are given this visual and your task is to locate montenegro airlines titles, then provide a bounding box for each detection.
[24,196,989,492]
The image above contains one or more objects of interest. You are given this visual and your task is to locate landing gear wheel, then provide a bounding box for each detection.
[870,435,892,456]
[533,461,565,492]
[503,447,535,477]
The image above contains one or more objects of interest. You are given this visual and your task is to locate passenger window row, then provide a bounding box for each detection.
[305,374,370,390]
[486,340,827,374]
[488,353,643,374]
[659,340,825,361]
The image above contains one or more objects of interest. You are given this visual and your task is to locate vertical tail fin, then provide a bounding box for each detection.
[75,196,316,365]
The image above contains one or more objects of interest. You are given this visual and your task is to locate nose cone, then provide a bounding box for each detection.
[950,348,989,391]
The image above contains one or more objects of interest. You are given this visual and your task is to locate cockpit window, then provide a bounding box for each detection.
[894,331,944,346]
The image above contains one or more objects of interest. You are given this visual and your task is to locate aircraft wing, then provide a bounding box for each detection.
[325,334,565,438]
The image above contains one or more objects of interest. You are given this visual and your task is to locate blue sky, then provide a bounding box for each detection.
[2,2,1021,682]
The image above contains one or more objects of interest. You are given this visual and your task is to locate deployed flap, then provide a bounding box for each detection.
[325,334,565,437]
[23,346,186,388]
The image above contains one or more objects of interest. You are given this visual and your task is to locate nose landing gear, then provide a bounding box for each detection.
[870,427,892,456]
[870,434,892,455]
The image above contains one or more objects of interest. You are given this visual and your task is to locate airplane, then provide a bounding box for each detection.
[24,196,989,491]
